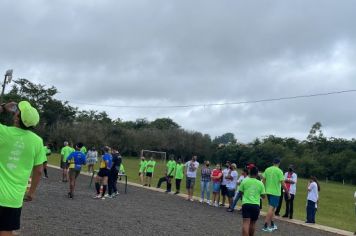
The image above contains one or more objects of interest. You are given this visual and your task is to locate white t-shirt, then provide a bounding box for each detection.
[307,182,319,203]
[185,161,199,178]
[221,168,230,186]
[226,170,238,190]
[284,172,297,195]
[236,175,246,191]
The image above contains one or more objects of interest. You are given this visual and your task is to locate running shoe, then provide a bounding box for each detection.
[271,224,278,231]
[93,194,101,199]
[101,196,106,200]
[262,227,273,232]
[107,195,113,199]
[207,200,211,205]
[190,199,194,202]
[199,199,203,203]
[114,192,119,196]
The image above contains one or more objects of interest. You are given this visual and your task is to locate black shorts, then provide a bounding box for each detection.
[146,172,153,177]
[0,205,22,231]
[69,169,80,179]
[98,168,110,177]
[60,160,67,169]
[242,204,260,221]
[220,185,228,196]
[227,189,236,198]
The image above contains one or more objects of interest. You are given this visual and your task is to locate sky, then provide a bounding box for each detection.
[1,0,356,142]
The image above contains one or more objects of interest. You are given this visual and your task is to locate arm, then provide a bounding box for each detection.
[25,164,43,201]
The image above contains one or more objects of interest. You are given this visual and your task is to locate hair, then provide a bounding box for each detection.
[76,142,83,149]
[311,176,321,192]
[250,166,259,176]
[103,146,110,153]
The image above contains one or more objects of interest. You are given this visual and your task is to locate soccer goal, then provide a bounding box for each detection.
[141,150,167,163]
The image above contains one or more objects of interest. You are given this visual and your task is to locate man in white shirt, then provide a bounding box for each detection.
[225,163,238,210]
[282,165,297,219]
[220,161,231,207]
[185,156,199,201]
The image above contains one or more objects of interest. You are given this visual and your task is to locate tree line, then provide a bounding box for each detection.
[2,79,356,184]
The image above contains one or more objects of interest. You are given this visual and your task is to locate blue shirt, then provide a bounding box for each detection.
[67,151,86,171]
[101,153,112,169]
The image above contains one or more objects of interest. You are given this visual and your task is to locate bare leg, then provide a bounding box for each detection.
[249,221,256,236]
[242,218,250,236]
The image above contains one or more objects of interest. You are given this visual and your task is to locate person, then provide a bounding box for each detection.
[226,163,238,210]
[211,164,223,207]
[94,146,112,200]
[157,156,176,193]
[306,176,320,224]
[262,158,290,232]
[86,147,98,173]
[80,145,87,154]
[60,141,74,182]
[282,165,297,219]
[174,158,184,194]
[43,143,51,178]
[220,161,231,206]
[274,187,284,216]
[145,157,156,187]
[185,156,199,201]
[0,101,46,234]
[107,148,121,198]
[239,166,266,236]
[200,161,212,204]
[228,168,248,212]
[139,156,147,185]
[66,143,87,199]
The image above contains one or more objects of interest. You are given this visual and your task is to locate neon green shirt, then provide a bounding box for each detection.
[262,166,284,196]
[146,160,156,173]
[139,160,147,172]
[0,124,46,208]
[167,160,176,176]
[43,145,51,162]
[239,177,265,205]
[120,164,125,173]
[80,146,87,154]
[61,146,74,162]
[175,163,184,180]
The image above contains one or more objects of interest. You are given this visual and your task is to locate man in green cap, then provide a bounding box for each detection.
[0,101,46,235]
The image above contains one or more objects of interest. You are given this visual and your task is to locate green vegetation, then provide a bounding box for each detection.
[48,154,356,232]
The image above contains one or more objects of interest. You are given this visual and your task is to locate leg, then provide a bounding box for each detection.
[108,172,113,195]
[206,182,211,201]
[113,171,118,193]
[95,175,101,194]
[283,192,290,217]
[200,181,205,200]
[157,176,166,188]
[43,162,48,178]
[102,176,108,197]
[275,192,283,215]
[231,191,240,210]
[242,218,251,236]
[0,231,14,236]
[167,176,172,192]
[249,221,256,236]
[289,194,295,219]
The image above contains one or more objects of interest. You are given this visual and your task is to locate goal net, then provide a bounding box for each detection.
[141,150,167,164]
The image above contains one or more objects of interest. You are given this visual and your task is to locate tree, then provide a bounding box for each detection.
[213,133,237,145]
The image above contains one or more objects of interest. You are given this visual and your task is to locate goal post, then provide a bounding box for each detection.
[141,149,167,164]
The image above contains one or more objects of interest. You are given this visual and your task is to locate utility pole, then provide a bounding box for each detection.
[0,69,13,104]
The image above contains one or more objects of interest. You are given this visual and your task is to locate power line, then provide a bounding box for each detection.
[68,89,356,109]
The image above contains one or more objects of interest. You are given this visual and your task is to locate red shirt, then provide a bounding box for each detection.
[211,169,222,183]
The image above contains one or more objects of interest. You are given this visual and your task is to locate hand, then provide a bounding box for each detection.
[287,193,291,199]
[24,193,34,202]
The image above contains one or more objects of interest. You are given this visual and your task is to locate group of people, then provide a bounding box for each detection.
[60,142,123,199]
[139,154,321,235]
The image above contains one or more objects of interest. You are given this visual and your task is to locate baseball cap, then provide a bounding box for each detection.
[18,101,39,127]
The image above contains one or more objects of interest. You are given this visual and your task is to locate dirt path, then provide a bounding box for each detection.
[20,168,338,236]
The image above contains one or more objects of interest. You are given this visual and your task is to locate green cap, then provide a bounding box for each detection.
[18,101,39,127]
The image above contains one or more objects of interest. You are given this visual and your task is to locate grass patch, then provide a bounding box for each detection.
[47,154,356,232]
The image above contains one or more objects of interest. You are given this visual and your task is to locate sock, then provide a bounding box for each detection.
[44,168,48,177]
[102,185,107,196]
[95,183,100,194]
[271,221,275,227]
[264,223,268,228]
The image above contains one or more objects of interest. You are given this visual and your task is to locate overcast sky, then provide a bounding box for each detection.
[1,0,356,142]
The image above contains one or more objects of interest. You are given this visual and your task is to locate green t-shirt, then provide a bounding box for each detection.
[239,177,266,205]
[146,160,156,173]
[120,164,125,173]
[262,166,284,196]
[43,145,51,162]
[139,160,147,172]
[175,163,184,180]
[80,146,87,154]
[0,124,46,208]
[167,160,176,176]
[61,146,74,162]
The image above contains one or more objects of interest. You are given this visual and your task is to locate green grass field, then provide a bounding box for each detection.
[47,154,356,232]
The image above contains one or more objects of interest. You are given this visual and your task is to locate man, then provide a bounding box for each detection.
[282,165,297,219]
[94,146,112,200]
[139,156,147,185]
[43,143,51,178]
[185,156,199,201]
[60,141,74,182]
[174,158,184,194]
[145,157,156,187]
[262,158,290,232]
[0,101,45,235]
[66,143,86,199]
[157,156,176,193]
[220,161,231,206]
[225,163,238,210]
[108,148,121,197]
[228,168,248,212]
[239,166,266,236]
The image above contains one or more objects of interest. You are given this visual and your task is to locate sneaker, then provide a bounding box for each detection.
[207,200,211,205]
[199,199,203,203]
[174,191,179,195]
[219,203,225,207]
[271,224,278,231]
[101,196,106,200]
[262,227,273,232]
[227,208,234,212]
[93,194,101,199]
[114,192,119,196]
[214,202,219,207]
[104,194,109,197]
[107,195,113,199]
[190,199,194,202]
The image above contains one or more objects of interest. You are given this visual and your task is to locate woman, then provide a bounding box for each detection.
[306,176,320,223]
[86,147,98,173]
[211,164,222,207]
[200,161,212,204]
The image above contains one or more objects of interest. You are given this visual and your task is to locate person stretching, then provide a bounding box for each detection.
[94,146,112,200]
